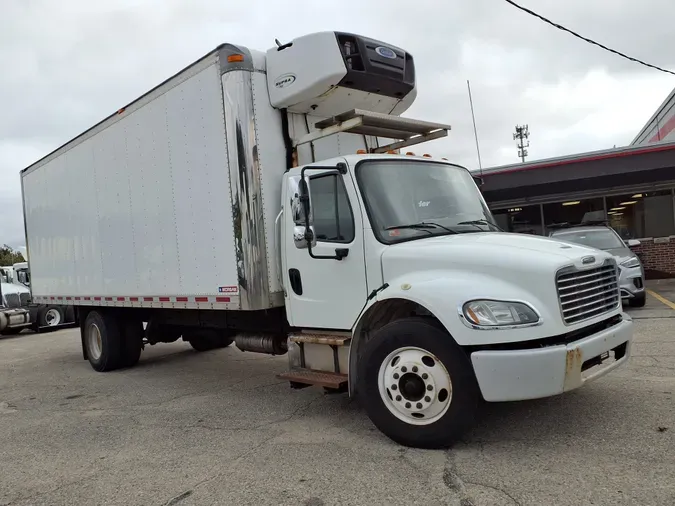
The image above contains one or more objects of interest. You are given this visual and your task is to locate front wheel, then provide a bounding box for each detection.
[359,317,481,449]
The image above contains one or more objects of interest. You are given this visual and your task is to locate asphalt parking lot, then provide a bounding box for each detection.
[1,288,674,506]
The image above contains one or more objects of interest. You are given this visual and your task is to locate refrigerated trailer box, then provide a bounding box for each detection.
[19,31,634,448]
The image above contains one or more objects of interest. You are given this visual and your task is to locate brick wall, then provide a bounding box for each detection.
[630,237,675,279]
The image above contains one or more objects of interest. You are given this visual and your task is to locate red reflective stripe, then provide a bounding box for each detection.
[84,297,91,301]
[176,297,188,302]
[117,297,125,301]
[159,297,170,302]
[195,297,209,302]
[215,296,230,303]
[65,296,72,300]
[143,297,153,302]
[94,297,101,301]
[104,297,113,301]
[130,297,139,302]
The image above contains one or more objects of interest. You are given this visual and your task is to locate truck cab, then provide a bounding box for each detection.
[279,151,632,447]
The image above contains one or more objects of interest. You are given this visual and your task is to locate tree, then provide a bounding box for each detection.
[0,245,25,266]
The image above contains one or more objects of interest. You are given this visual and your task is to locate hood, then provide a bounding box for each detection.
[604,246,638,266]
[381,232,614,289]
[0,282,30,295]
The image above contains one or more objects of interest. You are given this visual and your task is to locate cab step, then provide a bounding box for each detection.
[289,331,351,347]
[277,368,348,390]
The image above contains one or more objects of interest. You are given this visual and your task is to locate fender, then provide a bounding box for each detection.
[348,269,552,396]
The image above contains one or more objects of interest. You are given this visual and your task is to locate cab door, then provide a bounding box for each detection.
[281,160,368,330]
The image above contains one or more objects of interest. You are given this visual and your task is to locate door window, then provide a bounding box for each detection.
[309,174,355,243]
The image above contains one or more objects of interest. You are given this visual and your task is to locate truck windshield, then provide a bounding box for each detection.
[356,159,498,243]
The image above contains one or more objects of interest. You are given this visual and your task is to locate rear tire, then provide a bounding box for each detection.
[120,320,143,368]
[358,317,480,449]
[629,292,646,308]
[83,311,122,372]
[187,329,233,352]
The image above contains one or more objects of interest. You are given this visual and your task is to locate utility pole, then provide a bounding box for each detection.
[513,124,530,162]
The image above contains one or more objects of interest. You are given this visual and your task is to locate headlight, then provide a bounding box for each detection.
[621,257,640,269]
[461,300,540,328]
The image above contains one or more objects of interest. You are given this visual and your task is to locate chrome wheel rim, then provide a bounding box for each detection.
[377,346,453,426]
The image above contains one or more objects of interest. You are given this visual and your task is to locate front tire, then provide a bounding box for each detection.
[38,305,65,328]
[358,317,480,449]
[629,292,646,308]
[83,311,122,372]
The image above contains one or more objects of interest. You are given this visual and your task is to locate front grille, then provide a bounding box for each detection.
[19,293,30,306]
[556,261,620,325]
[3,293,21,308]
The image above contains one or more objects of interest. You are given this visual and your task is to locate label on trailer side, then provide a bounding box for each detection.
[218,286,239,295]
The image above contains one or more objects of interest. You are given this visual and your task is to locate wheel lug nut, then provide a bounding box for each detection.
[412,366,418,373]
[393,373,399,379]
[391,384,397,391]
[396,395,402,401]
[422,373,428,380]
[405,402,411,409]
[401,366,407,373]
[427,385,433,391]
[416,402,423,409]
[425,396,431,402]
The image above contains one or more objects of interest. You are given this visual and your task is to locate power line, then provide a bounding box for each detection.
[503,0,675,76]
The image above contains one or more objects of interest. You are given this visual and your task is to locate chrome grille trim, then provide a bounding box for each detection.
[556,260,620,325]
[3,293,21,309]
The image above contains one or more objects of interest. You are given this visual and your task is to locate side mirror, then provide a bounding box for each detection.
[290,178,316,250]
[627,239,641,247]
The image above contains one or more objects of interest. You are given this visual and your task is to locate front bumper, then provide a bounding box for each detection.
[470,313,633,402]
[619,265,644,299]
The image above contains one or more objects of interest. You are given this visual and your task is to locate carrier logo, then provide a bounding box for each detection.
[581,256,596,265]
[218,286,239,294]
[274,74,296,89]
[375,46,397,59]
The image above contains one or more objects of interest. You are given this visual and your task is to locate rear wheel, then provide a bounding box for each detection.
[119,320,143,368]
[629,292,646,308]
[358,317,480,449]
[187,329,233,352]
[83,311,122,372]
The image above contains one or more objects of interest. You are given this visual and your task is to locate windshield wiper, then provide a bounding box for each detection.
[384,222,458,235]
[456,219,502,231]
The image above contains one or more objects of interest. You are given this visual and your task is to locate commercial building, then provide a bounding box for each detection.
[480,88,675,279]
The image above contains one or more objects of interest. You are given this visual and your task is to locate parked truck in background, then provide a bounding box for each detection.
[19,31,634,448]
[0,263,76,335]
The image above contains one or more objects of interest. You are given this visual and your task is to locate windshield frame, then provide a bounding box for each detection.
[551,227,626,250]
[354,158,496,245]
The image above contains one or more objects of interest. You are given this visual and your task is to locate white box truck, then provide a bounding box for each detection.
[19,32,634,448]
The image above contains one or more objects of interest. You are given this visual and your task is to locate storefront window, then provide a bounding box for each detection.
[606,190,674,239]
[493,205,543,235]
[543,198,605,233]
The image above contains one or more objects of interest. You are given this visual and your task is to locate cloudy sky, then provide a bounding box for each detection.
[2,0,675,251]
